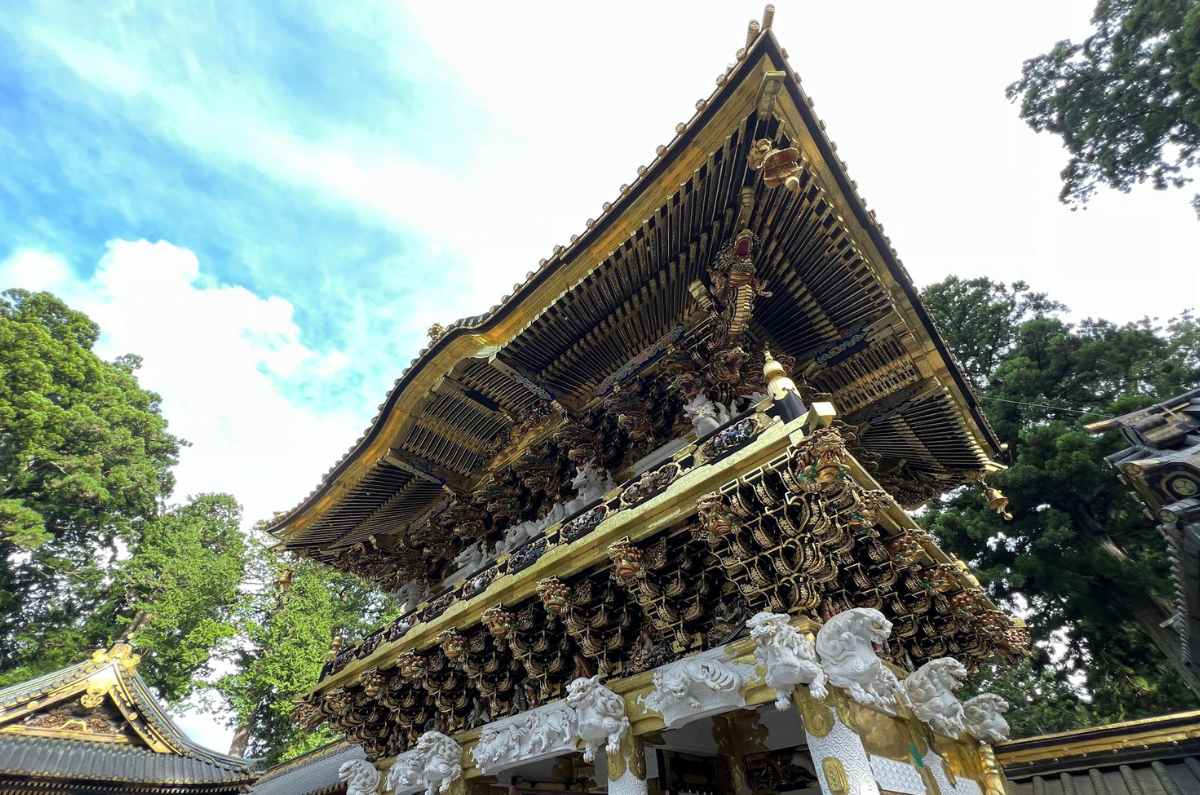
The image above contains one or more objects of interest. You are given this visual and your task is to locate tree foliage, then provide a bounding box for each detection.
[923,276,1200,732]
[1007,0,1200,214]
[214,543,397,763]
[0,290,247,704]
[115,494,247,701]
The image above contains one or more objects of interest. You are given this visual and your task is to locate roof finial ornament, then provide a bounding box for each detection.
[92,642,141,673]
[763,348,806,422]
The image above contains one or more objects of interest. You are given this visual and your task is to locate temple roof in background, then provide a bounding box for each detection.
[0,644,257,792]
[998,709,1200,795]
[247,741,361,795]
[266,9,1003,590]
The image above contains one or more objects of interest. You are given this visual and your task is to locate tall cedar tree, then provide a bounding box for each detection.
[1007,0,1200,214]
[922,276,1200,733]
[0,290,247,702]
[215,541,397,763]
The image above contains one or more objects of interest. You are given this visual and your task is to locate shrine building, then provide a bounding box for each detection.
[267,6,1025,795]
[5,6,1196,795]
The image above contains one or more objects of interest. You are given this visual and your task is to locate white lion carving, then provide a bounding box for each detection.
[385,750,422,794]
[963,693,1011,744]
[338,759,380,795]
[414,731,462,795]
[471,702,577,774]
[902,657,968,737]
[747,612,826,709]
[640,649,753,728]
[815,608,901,711]
[565,675,629,762]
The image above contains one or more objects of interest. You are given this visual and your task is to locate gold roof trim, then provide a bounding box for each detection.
[0,644,177,753]
[996,709,1200,766]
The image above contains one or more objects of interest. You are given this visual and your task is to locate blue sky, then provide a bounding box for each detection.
[1,0,1196,749]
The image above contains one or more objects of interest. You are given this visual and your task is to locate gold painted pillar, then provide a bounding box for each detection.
[712,710,768,795]
[607,730,649,795]
[977,743,1010,795]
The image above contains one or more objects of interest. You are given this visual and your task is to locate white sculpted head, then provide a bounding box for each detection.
[902,657,968,737]
[385,750,422,794]
[337,759,380,795]
[814,608,901,711]
[746,612,826,708]
[565,675,629,762]
[414,731,462,795]
[963,693,1011,744]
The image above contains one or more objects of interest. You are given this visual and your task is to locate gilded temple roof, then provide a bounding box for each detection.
[267,7,1002,586]
[0,644,256,790]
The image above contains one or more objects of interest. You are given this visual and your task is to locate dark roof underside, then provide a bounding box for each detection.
[272,27,999,567]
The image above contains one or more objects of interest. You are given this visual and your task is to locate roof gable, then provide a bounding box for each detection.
[0,644,256,784]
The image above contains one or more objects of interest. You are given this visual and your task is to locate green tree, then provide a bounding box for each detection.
[922,276,1200,732]
[1,289,179,669]
[0,290,248,704]
[214,542,397,762]
[1007,0,1200,214]
[113,494,248,701]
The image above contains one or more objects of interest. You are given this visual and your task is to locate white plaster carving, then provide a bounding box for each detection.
[384,749,423,795]
[638,647,755,728]
[565,675,629,763]
[415,731,462,795]
[815,608,902,712]
[963,693,1011,744]
[684,393,732,437]
[397,580,431,614]
[338,758,381,795]
[901,657,968,738]
[471,700,579,775]
[567,459,615,513]
[747,612,827,709]
[440,542,488,586]
[384,731,462,795]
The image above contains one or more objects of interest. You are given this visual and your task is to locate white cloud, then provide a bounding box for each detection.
[24,2,1196,329]
[0,240,362,528]
[0,249,73,292]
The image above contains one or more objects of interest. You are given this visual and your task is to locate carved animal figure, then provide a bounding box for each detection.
[338,759,381,795]
[655,657,742,710]
[683,393,732,437]
[814,608,901,711]
[902,657,968,738]
[747,612,826,709]
[747,139,804,192]
[565,675,629,762]
[963,693,1011,744]
[568,459,613,511]
[385,752,422,794]
[416,731,462,795]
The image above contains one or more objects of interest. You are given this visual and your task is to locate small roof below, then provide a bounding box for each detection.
[998,710,1200,795]
[249,742,363,795]
[0,644,256,791]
